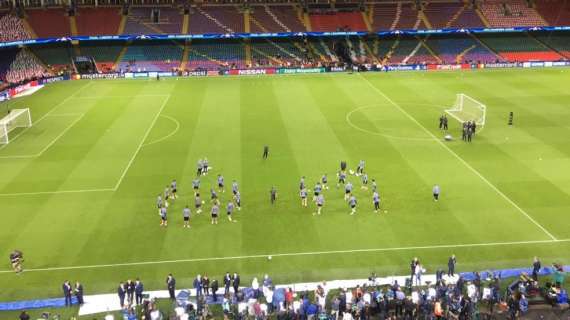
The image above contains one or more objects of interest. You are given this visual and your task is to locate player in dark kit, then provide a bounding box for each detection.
[270,186,277,204]
[443,115,448,130]
[263,145,269,159]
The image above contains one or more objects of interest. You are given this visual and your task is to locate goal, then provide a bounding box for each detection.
[445,94,486,126]
[0,108,32,144]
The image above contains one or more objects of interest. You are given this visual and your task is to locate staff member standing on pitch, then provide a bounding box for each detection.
[270,186,277,204]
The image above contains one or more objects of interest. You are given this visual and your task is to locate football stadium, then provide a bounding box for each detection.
[1,0,570,319]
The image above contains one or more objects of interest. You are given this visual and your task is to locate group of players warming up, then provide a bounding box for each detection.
[153,145,444,228]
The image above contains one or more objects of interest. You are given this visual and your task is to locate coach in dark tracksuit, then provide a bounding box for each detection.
[166,274,176,300]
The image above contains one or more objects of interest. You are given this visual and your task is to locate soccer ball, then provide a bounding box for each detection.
[202,201,205,204]
[267,255,272,260]
[349,170,355,175]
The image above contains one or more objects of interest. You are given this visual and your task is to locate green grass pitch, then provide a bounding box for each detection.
[1,69,570,302]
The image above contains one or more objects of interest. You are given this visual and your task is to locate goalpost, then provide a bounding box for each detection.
[445,94,486,126]
[0,108,32,144]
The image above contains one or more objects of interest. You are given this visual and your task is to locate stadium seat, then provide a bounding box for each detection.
[309,11,367,32]
[481,0,548,27]
[76,7,121,36]
[535,0,570,26]
[26,8,71,38]
[250,5,305,33]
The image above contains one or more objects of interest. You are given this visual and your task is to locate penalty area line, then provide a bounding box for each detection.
[358,74,558,242]
[0,239,567,274]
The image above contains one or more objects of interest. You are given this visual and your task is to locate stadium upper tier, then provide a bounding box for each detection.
[1,1,570,42]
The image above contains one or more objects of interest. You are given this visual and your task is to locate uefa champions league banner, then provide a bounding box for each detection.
[2,26,570,48]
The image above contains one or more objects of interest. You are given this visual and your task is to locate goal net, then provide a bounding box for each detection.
[0,108,32,144]
[445,94,486,126]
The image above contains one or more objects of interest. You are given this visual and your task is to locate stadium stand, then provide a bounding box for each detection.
[119,41,183,72]
[449,6,486,28]
[387,37,419,64]
[0,12,32,42]
[29,43,74,68]
[395,3,422,30]
[478,33,563,61]
[249,5,305,33]
[76,7,121,36]
[427,35,499,64]
[423,2,463,29]
[5,49,50,83]
[190,6,244,34]
[480,0,548,27]
[26,8,71,38]
[188,40,246,70]
[0,48,19,84]
[369,3,398,31]
[535,0,570,26]
[124,7,184,35]
[80,42,124,72]
[250,39,304,66]
[309,11,367,32]
[533,31,570,59]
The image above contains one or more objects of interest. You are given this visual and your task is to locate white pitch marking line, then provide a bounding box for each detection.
[141,115,180,147]
[0,81,93,152]
[358,74,558,241]
[113,95,171,190]
[0,188,115,197]
[0,238,567,274]
[0,114,84,160]
[71,95,170,100]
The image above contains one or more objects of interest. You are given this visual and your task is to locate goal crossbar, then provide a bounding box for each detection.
[445,93,486,126]
[0,108,32,144]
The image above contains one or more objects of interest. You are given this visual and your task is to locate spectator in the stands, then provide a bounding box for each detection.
[18,310,30,320]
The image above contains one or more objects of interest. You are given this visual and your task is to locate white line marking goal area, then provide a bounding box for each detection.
[358,74,557,241]
[0,92,171,197]
[0,238,568,274]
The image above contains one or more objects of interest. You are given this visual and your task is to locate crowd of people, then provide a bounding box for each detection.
[5,49,50,84]
[98,256,563,320]
[0,13,31,43]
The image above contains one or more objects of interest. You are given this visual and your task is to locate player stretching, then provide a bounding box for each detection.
[344,182,353,201]
[227,201,235,222]
[300,187,308,207]
[373,191,381,213]
[197,159,203,176]
[195,193,203,214]
[192,178,200,195]
[321,174,328,190]
[183,205,191,228]
[156,195,163,215]
[356,160,365,176]
[211,203,219,225]
[337,170,346,188]
[210,188,218,202]
[171,179,178,199]
[234,191,241,211]
[217,175,225,193]
[160,206,168,227]
[361,173,368,190]
[349,195,357,215]
[315,194,324,216]
[232,180,239,195]
[313,182,322,201]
